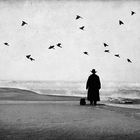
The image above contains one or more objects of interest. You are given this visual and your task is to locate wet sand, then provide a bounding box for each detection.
[0,88,140,140]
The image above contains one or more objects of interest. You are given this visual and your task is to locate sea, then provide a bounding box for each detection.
[0,80,140,108]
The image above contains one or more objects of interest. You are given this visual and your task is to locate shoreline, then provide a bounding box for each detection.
[0,87,140,109]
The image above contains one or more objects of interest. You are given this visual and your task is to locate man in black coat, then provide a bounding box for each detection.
[86,69,101,105]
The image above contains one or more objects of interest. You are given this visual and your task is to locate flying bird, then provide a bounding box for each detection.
[4,42,9,46]
[48,45,55,49]
[30,57,35,61]
[114,54,120,58]
[56,43,62,48]
[76,15,82,20]
[79,26,85,30]
[26,55,31,59]
[104,50,110,53]
[131,11,136,15]
[26,55,35,61]
[83,52,88,55]
[119,20,124,25]
[103,43,109,47]
[127,59,132,63]
[21,21,28,26]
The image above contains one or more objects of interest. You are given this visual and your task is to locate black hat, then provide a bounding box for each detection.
[91,69,97,73]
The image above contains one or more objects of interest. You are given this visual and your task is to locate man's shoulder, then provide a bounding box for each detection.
[94,74,100,79]
[89,74,99,78]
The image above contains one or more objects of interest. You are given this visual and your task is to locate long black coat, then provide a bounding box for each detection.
[86,74,101,101]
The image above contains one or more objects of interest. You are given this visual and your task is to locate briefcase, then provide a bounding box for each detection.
[80,98,86,105]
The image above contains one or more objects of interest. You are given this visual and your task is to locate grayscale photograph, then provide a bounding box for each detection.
[0,0,140,139]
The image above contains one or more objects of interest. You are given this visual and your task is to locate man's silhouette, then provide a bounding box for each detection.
[86,69,101,105]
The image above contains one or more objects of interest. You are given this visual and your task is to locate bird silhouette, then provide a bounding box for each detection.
[83,52,88,55]
[119,20,124,25]
[104,50,110,53]
[21,21,28,26]
[4,42,9,46]
[56,43,62,48]
[30,57,35,61]
[127,59,132,63]
[26,55,31,59]
[131,11,136,15]
[103,43,108,47]
[48,45,55,49]
[79,26,85,30]
[114,54,120,58]
[76,15,82,20]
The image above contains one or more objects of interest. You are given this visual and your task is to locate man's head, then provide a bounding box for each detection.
[91,69,97,74]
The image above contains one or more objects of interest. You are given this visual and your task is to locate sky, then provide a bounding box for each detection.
[0,0,140,82]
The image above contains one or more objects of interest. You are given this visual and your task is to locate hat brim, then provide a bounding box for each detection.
[91,70,97,73]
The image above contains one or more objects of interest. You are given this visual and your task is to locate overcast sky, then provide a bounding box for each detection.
[0,0,140,82]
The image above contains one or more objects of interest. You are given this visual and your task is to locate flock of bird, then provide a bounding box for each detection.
[102,11,136,63]
[103,42,132,63]
[78,11,135,63]
[3,11,136,63]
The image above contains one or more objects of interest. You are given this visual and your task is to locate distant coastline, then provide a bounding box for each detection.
[0,87,81,101]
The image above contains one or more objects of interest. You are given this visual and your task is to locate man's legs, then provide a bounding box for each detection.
[90,100,93,105]
[94,100,97,106]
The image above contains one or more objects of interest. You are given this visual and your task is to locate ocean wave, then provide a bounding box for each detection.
[107,97,140,105]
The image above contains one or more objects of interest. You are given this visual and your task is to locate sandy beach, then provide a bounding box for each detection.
[0,88,140,140]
